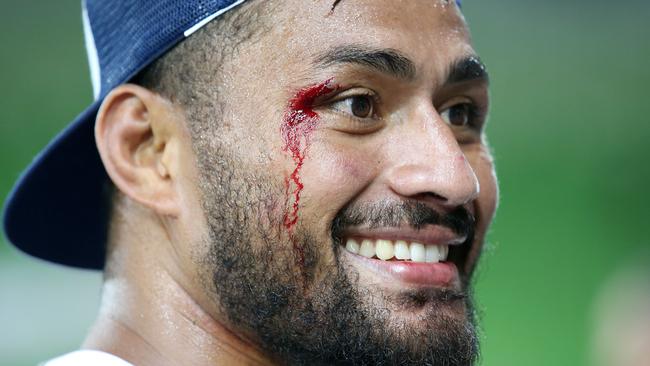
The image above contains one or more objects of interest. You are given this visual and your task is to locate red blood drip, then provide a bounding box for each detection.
[281,78,338,264]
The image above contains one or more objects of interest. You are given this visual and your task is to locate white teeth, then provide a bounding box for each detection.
[394,240,410,260]
[410,242,426,262]
[425,245,440,263]
[439,244,449,261]
[344,238,450,263]
[359,239,375,258]
[345,239,360,254]
[375,239,394,260]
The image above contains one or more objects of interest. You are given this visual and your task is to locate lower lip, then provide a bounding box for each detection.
[342,250,459,287]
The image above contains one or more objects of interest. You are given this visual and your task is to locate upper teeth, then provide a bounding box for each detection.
[344,238,449,263]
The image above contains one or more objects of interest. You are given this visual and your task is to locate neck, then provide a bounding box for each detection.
[83,258,274,365]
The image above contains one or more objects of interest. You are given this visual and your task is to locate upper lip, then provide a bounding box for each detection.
[341,225,467,247]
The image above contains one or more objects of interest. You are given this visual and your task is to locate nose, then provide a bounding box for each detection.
[384,107,480,208]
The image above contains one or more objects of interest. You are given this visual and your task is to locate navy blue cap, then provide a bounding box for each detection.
[2,0,464,270]
[2,0,249,269]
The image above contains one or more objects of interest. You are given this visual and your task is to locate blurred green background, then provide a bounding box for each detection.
[1,0,648,365]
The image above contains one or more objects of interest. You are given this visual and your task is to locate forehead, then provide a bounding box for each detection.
[278,0,472,60]
[249,0,475,85]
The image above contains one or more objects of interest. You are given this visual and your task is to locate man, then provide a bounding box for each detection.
[3,0,497,364]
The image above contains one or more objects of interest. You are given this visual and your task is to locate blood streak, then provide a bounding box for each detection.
[281,78,338,262]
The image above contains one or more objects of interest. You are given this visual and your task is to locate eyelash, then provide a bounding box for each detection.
[327,90,382,122]
[320,88,486,133]
[459,103,485,127]
[468,103,487,129]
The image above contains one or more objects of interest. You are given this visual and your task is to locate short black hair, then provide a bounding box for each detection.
[134,0,269,110]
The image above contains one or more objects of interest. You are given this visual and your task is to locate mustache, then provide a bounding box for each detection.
[331,200,476,243]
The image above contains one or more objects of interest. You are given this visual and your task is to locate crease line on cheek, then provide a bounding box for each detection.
[280,78,339,266]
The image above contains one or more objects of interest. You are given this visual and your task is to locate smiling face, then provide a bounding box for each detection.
[176,0,497,364]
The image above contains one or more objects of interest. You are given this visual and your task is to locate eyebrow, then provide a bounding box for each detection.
[446,56,489,85]
[315,45,417,81]
[314,45,489,86]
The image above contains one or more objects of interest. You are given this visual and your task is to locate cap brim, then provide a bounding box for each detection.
[3,100,110,270]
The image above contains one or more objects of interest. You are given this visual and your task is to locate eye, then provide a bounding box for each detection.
[440,103,471,127]
[331,95,375,119]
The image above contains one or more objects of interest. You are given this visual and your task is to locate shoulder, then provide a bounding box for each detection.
[42,350,133,366]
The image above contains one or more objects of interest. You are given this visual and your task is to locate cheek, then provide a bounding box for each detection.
[465,144,498,223]
[300,142,375,223]
[459,145,497,273]
[468,146,498,245]
[476,149,499,224]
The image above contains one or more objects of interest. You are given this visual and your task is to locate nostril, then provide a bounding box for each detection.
[412,192,447,202]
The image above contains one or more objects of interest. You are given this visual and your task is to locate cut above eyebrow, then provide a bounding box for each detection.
[315,45,417,81]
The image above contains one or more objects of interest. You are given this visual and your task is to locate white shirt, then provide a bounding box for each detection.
[42,350,133,366]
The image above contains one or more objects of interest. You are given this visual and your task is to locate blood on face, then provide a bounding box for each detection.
[280,78,338,265]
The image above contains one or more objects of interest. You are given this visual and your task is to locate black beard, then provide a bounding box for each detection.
[194,138,480,365]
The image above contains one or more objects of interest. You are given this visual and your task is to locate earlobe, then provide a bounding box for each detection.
[95,84,181,217]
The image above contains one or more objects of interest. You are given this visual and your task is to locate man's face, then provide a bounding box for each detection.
[182,0,497,364]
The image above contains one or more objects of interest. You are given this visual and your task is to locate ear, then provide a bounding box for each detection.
[95,84,182,216]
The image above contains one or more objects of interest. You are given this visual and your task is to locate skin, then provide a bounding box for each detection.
[88,0,498,365]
